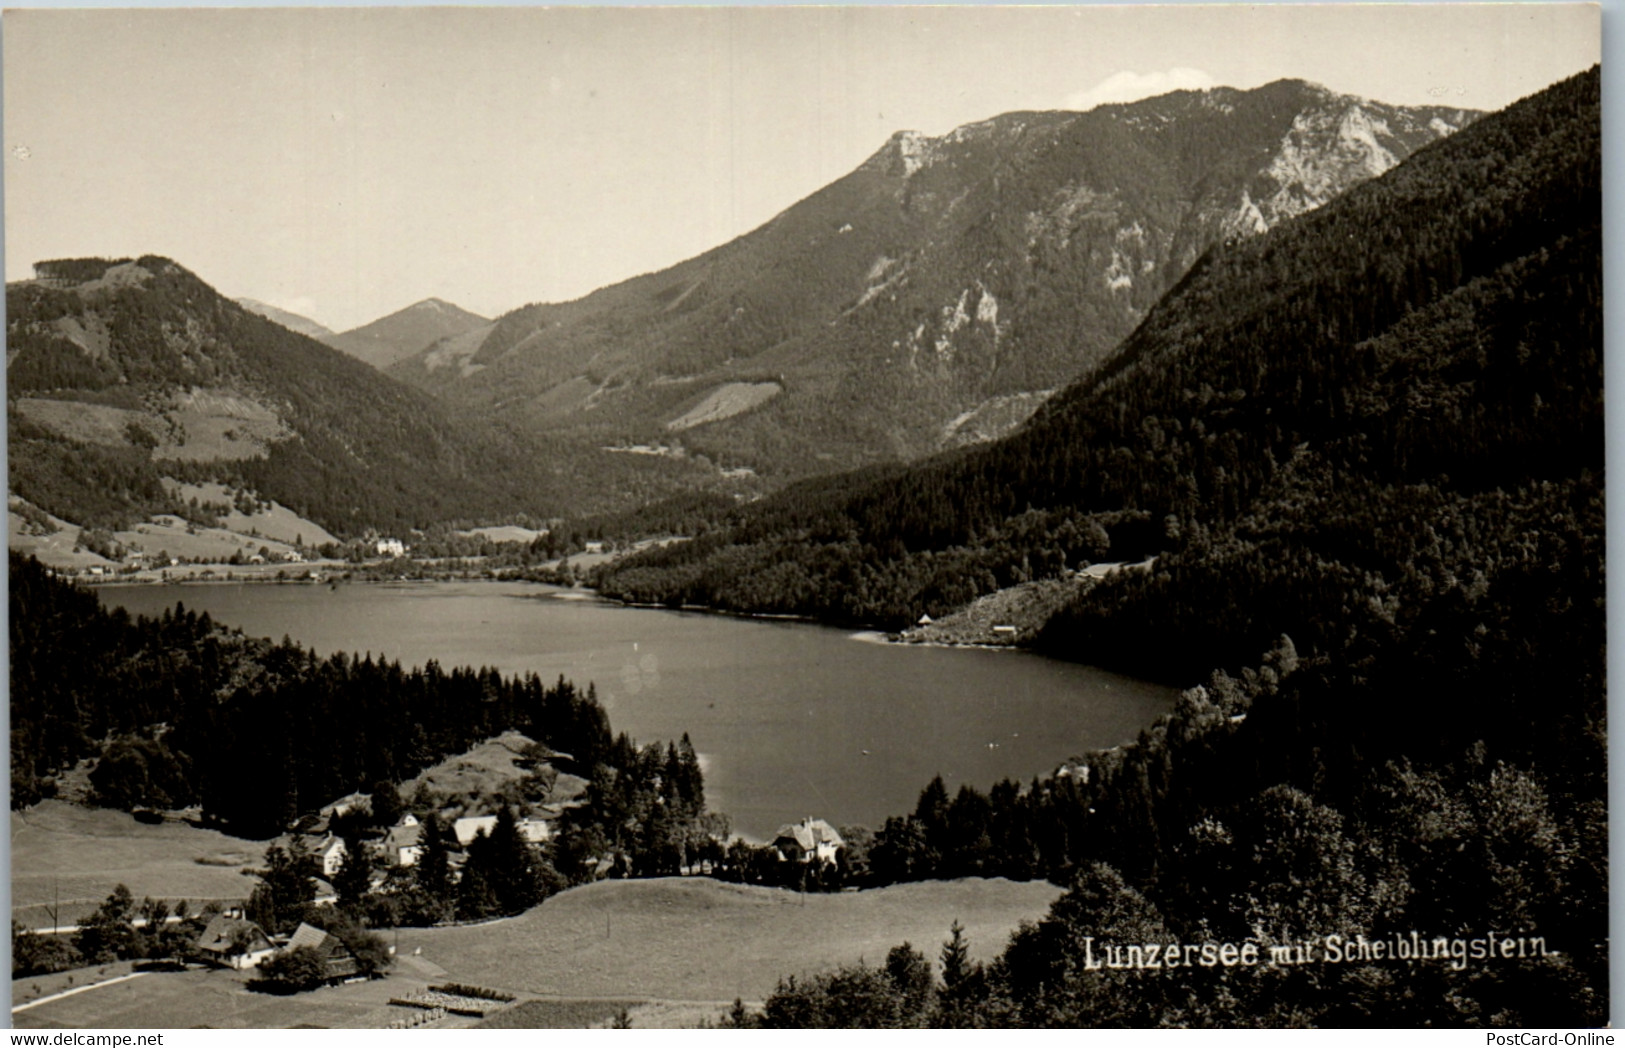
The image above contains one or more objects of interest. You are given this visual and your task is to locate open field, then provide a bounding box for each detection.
[667,381,782,432]
[897,559,1158,647]
[12,859,1060,1025]
[7,509,112,571]
[459,525,545,544]
[472,999,645,1029]
[117,515,301,564]
[151,388,291,462]
[164,481,338,547]
[10,962,457,1030]
[12,962,138,1010]
[10,397,157,449]
[11,802,263,927]
[398,875,1063,1004]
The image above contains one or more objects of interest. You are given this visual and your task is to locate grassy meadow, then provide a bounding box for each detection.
[11,802,264,928]
[397,875,1064,1004]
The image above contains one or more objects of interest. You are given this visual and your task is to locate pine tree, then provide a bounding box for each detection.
[369,780,403,828]
[244,846,316,935]
[940,920,970,992]
[332,846,373,914]
[414,813,453,909]
[485,807,541,914]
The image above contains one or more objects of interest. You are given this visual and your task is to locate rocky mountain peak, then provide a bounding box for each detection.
[387,79,1483,489]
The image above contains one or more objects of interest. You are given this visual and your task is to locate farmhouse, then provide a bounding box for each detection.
[376,538,407,557]
[285,922,361,984]
[380,819,425,867]
[195,915,275,970]
[299,834,348,878]
[773,817,844,865]
[517,813,557,844]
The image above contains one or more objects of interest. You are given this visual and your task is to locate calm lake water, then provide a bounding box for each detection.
[98,581,1176,838]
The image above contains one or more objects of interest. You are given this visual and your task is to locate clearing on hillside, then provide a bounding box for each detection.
[399,732,585,815]
[666,382,781,432]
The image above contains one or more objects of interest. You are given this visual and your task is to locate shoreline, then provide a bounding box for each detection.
[83,563,1047,654]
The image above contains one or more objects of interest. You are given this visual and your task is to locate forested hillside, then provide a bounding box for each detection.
[9,553,617,835]
[608,68,1604,1026]
[7,258,706,534]
[597,67,1600,651]
[394,81,1472,481]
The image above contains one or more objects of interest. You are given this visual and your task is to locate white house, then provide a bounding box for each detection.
[195,915,276,970]
[517,814,557,844]
[310,835,348,878]
[453,815,499,846]
[376,538,407,557]
[772,817,845,866]
[380,818,424,867]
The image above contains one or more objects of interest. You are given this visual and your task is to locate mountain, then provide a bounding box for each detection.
[6,258,700,535]
[232,297,334,340]
[323,298,489,370]
[598,67,1599,648]
[392,80,1475,482]
[600,67,1604,1027]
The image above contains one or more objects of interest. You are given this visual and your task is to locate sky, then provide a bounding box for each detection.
[2,4,1602,332]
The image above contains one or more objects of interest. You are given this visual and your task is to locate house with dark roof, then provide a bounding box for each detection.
[195,915,275,970]
[284,922,362,983]
[282,831,348,878]
[772,817,845,865]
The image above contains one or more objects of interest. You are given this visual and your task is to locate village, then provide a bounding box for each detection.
[10,724,881,1030]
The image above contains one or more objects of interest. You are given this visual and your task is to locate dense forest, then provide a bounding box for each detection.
[604,68,1605,1026]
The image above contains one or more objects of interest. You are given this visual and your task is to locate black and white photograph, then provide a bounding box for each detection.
[3,3,1606,1030]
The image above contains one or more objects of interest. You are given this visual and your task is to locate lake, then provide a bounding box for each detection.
[98,580,1177,839]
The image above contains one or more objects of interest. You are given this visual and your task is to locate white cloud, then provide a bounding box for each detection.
[1067,68,1218,111]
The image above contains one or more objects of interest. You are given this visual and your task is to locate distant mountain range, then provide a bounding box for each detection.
[233,298,334,340]
[7,259,703,534]
[236,295,489,371]
[321,298,489,370]
[598,68,1600,650]
[4,80,1484,536]
[390,79,1476,481]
